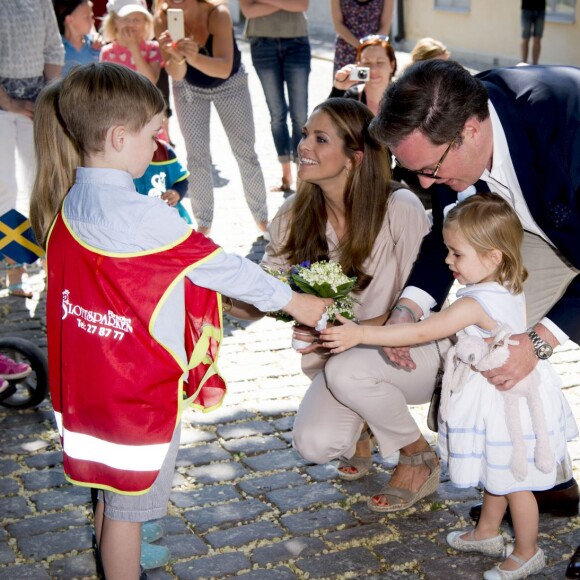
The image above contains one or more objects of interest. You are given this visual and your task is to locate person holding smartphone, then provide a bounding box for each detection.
[154,0,269,239]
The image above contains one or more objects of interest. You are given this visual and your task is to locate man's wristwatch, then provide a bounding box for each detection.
[525,328,553,360]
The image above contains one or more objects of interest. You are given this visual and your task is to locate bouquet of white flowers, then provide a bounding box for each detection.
[265,260,358,324]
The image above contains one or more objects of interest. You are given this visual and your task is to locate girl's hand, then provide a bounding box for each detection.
[161,189,179,207]
[118,26,141,51]
[333,64,360,91]
[320,314,362,353]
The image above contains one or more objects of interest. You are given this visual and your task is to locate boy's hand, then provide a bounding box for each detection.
[161,189,179,207]
[284,293,332,329]
[320,314,362,353]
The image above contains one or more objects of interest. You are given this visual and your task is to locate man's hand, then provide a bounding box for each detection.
[382,300,421,369]
[482,331,538,390]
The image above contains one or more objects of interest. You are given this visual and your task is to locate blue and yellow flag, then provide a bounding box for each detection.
[0,210,44,264]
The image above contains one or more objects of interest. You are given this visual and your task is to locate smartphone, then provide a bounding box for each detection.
[167,9,185,42]
[349,66,370,82]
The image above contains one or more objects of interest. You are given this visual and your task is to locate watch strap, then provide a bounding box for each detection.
[526,327,552,359]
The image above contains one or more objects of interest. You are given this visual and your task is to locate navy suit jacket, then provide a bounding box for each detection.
[405,65,580,344]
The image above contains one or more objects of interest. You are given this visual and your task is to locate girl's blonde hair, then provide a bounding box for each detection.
[30,80,81,248]
[444,192,528,293]
[30,62,165,247]
[100,7,154,43]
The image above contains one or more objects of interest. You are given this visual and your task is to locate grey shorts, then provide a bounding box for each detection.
[521,9,545,38]
[97,425,181,522]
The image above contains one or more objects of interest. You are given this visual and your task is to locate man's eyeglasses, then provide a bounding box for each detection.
[393,136,457,180]
[360,34,389,44]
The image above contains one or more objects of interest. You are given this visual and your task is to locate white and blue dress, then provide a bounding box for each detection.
[437,282,578,494]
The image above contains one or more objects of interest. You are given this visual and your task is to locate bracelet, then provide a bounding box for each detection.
[222,296,233,313]
[392,304,417,323]
[172,57,186,65]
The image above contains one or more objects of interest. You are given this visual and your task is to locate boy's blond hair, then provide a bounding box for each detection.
[444,192,528,294]
[30,63,165,246]
[60,62,164,155]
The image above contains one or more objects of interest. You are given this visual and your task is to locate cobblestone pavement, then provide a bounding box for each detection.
[1,37,579,580]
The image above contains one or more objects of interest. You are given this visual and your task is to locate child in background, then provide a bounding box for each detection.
[30,63,329,580]
[320,192,577,580]
[100,0,161,84]
[0,354,32,395]
[410,37,450,64]
[53,0,103,76]
[133,137,193,225]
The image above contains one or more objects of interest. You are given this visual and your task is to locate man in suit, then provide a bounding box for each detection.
[369,60,580,576]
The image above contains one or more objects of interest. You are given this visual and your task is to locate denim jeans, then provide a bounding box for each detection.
[250,36,311,164]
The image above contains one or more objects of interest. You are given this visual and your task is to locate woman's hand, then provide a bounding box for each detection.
[161,189,180,207]
[158,31,184,60]
[174,37,200,65]
[333,64,361,91]
[90,34,104,51]
[7,98,35,120]
[292,323,333,354]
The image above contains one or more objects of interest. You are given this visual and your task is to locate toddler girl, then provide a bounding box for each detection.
[100,0,162,84]
[321,192,578,579]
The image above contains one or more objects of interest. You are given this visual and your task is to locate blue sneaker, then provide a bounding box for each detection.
[141,521,164,543]
[140,542,170,570]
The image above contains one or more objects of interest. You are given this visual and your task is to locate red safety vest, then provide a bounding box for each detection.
[46,212,226,494]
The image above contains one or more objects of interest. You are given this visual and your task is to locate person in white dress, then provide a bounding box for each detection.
[320,192,578,580]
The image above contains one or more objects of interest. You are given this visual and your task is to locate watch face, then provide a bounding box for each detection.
[537,343,553,359]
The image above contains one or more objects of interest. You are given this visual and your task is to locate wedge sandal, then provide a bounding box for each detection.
[367,446,441,513]
[338,427,373,481]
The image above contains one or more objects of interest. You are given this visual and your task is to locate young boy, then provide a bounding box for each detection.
[30,63,329,580]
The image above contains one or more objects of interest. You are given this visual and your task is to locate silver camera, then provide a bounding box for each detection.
[349,66,370,82]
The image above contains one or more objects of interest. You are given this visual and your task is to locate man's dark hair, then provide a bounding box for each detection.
[370,60,490,148]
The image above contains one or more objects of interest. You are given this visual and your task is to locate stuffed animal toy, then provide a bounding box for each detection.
[440,324,554,481]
